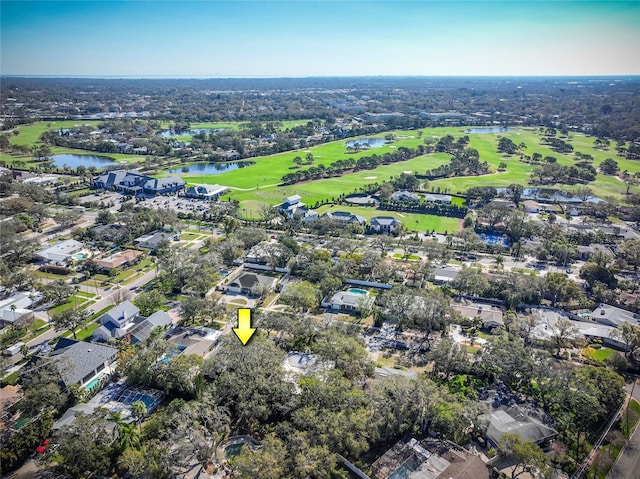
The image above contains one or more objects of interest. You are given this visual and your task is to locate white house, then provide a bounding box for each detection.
[279,195,306,219]
[185,184,228,200]
[35,239,84,266]
[321,289,374,314]
[92,301,140,341]
[423,193,452,204]
[0,291,43,325]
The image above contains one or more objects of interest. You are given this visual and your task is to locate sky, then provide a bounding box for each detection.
[1,0,639,77]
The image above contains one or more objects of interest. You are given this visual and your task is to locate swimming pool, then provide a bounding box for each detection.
[84,375,103,391]
[481,233,511,247]
[74,253,85,260]
[348,288,368,295]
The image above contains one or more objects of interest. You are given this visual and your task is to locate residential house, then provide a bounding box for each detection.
[39,338,117,389]
[245,242,274,264]
[423,193,453,204]
[224,272,276,296]
[391,190,420,202]
[371,437,490,479]
[592,303,640,328]
[134,230,179,249]
[0,291,42,325]
[95,249,143,271]
[279,195,305,217]
[452,301,504,330]
[369,216,402,234]
[88,224,126,243]
[185,184,229,200]
[479,401,556,447]
[167,326,222,358]
[129,310,173,344]
[576,244,612,261]
[320,211,366,225]
[431,267,460,285]
[92,301,140,342]
[35,239,84,266]
[321,289,374,314]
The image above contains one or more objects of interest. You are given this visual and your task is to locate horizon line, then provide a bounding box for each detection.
[2,74,640,80]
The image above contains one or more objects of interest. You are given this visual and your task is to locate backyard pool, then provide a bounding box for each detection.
[482,233,511,247]
[348,288,368,295]
[84,375,103,391]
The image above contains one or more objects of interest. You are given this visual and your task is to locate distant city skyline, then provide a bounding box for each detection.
[1,1,639,77]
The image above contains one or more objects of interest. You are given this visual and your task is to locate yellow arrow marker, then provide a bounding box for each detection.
[233,308,256,345]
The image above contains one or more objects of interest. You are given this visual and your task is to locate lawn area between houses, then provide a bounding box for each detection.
[313,204,461,233]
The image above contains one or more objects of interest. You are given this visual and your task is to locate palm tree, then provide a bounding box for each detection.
[131,400,147,432]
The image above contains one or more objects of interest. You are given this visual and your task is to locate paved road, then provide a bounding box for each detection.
[608,380,640,479]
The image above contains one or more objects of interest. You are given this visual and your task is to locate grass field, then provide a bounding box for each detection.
[313,204,461,233]
[174,127,640,216]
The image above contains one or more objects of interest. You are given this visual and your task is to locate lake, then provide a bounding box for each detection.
[165,161,255,174]
[464,127,514,134]
[50,154,119,169]
[346,138,387,148]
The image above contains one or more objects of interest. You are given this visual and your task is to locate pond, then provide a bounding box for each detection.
[50,154,119,169]
[164,161,255,175]
[464,127,514,134]
[346,138,387,148]
[160,128,224,138]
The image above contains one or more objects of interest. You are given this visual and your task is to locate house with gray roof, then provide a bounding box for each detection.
[93,169,184,196]
[143,176,185,194]
[46,338,117,388]
[321,289,374,314]
[369,216,402,234]
[391,190,420,202]
[431,267,460,285]
[134,230,179,249]
[129,310,173,344]
[479,402,556,447]
[224,272,276,295]
[592,303,640,328]
[321,211,366,225]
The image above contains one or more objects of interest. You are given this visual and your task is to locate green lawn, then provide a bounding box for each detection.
[392,254,421,261]
[180,232,200,240]
[76,291,97,298]
[582,347,616,362]
[174,128,640,218]
[313,203,461,233]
